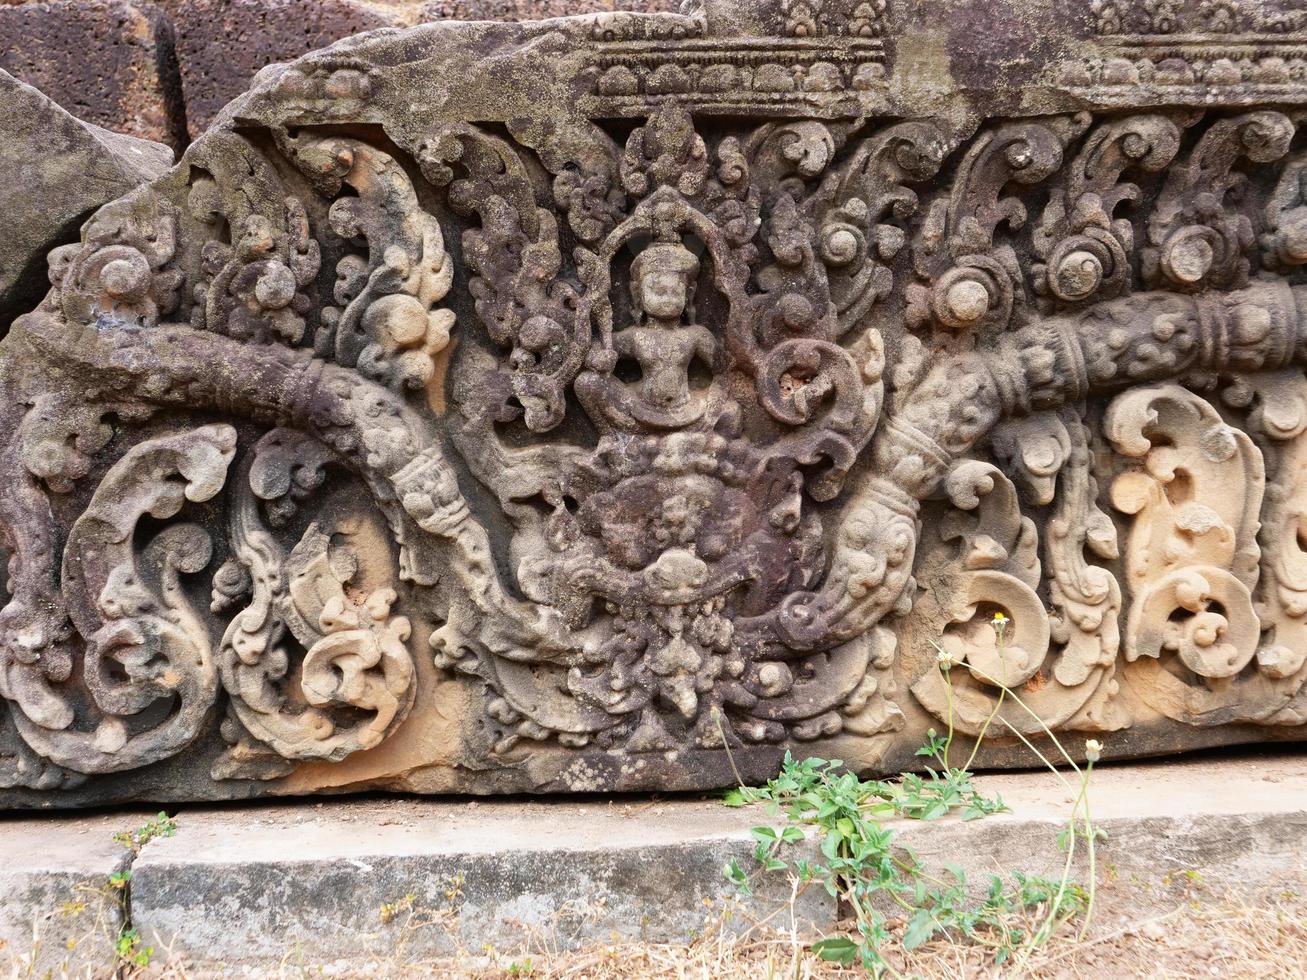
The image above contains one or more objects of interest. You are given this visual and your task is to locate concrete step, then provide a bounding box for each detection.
[128,797,834,965]
[0,809,151,976]
[1,750,1304,973]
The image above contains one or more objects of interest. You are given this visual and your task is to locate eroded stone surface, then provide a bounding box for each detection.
[0,69,172,334]
[0,0,187,148]
[163,0,688,139]
[130,798,833,962]
[0,811,148,975]
[2,0,1307,806]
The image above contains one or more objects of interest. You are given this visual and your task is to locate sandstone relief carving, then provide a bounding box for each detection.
[2,0,1307,804]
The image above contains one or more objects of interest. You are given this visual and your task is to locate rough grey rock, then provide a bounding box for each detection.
[0,69,172,332]
[0,811,149,976]
[119,751,1307,968]
[130,798,834,963]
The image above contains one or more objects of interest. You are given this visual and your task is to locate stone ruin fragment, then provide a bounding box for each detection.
[3,0,1307,805]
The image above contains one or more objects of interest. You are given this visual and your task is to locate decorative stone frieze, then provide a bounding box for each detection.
[3,0,1307,805]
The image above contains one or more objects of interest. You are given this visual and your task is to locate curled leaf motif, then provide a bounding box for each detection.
[51,193,182,328]
[1144,111,1295,291]
[908,119,1079,333]
[9,426,234,773]
[219,433,417,763]
[285,134,456,391]
[1253,375,1307,700]
[1034,114,1183,306]
[1262,153,1307,271]
[1105,385,1296,725]
[419,125,583,432]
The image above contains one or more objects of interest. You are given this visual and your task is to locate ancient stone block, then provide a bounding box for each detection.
[0,0,186,148]
[0,69,172,334]
[129,799,833,963]
[2,0,1307,807]
[0,812,140,975]
[157,0,399,138]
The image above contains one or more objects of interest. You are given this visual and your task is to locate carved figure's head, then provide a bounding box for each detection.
[630,242,700,321]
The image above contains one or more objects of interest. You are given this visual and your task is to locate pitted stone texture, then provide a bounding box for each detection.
[420,0,679,23]
[130,798,834,964]
[0,69,172,331]
[157,0,398,138]
[917,752,1307,891]
[2,0,684,140]
[0,0,186,147]
[0,811,149,976]
[163,0,684,138]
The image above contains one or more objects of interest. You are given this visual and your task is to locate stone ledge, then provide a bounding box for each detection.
[129,797,834,965]
[122,750,1307,968]
[0,810,153,975]
[2,751,1304,971]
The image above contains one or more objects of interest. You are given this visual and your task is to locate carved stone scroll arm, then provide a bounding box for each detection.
[8,313,583,663]
[1005,281,1305,413]
[0,414,78,733]
[763,280,1307,654]
[10,426,235,773]
[897,279,1305,499]
[395,450,591,666]
[10,308,453,492]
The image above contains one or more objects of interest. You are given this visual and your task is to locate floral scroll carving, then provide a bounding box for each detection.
[2,2,1307,802]
[6,426,234,774]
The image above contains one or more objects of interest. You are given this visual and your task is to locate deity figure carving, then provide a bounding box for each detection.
[2,0,1307,804]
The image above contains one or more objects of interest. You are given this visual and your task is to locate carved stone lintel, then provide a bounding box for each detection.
[1,0,1306,803]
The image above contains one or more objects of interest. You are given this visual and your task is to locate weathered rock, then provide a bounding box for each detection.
[420,0,680,26]
[0,811,150,976]
[5,0,688,141]
[130,797,833,963]
[0,69,172,333]
[163,0,688,139]
[155,0,400,138]
[121,751,1307,967]
[0,0,186,148]
[2,0,1307,807]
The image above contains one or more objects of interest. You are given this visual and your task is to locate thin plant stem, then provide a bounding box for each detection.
[961,657,1008,774]
[713,708,747,789]
[942,657,956,769]
[1011,765,1090,979]
[993,715,1079,795]
[1078,760,1098,942]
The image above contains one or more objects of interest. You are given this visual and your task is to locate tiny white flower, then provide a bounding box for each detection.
[936,646,955,670]
[1085,738,1103,763]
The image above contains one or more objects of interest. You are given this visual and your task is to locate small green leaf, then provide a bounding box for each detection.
[723,858,748,888]
[811,936,859,964]
[903,908,938,949]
